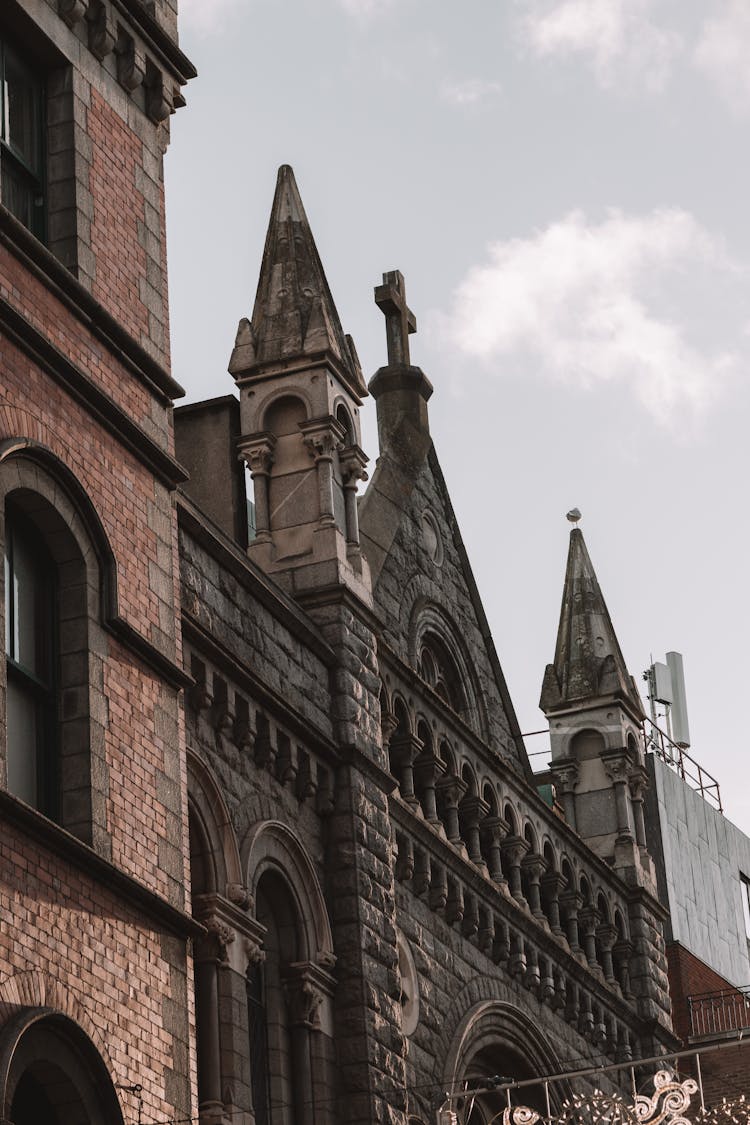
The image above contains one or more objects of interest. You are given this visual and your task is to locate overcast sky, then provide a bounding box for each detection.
[165,0,750,834]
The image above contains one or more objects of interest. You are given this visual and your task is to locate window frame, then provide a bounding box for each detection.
[0,35,46,242]
[4,504,59,818]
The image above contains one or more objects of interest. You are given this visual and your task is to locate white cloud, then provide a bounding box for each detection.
[519,0,682,92]
[441,78,503,107]
[337,0,396,18]
[435,209,740,428]
[695,1,750,115]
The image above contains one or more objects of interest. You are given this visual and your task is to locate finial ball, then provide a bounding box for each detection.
[566,508,582,525]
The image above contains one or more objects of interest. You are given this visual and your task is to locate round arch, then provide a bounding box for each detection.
[242,820,334,964]
[0,1008,125,1125]
[443,1000,570,1117]
[187,750,244,902]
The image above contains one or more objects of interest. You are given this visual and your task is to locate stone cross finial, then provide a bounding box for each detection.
[375,270,416,366]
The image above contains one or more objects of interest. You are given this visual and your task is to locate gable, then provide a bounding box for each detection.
[360,442,531,778]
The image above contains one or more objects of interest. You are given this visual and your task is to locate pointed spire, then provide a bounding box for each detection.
[229,165,366,397]
[540,528,643,716]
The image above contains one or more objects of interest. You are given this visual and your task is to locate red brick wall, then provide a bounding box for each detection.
[668,942,750,1103]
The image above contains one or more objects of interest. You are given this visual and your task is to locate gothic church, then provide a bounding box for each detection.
[0,0,678,1122]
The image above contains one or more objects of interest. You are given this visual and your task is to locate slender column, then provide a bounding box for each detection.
[481,815,510,892]
[602,749,634,841]
[559,889,583,956]
[390,733,423,810]
[628,765,649,848]
[193,924,229,1122]
[501,836,530,907]
[414,749,446,827]
[597,922,618,985]
[301,416,345,527]
[285,962,333,1125]
[238,433,276,543]
[579,906,601,971]
[550,758,579,832]
[458,794,490,872]
[614,938,634,999]
[521,852,547,923]
[436,774,468,851]
[541,871,565,937]
[338,445,369,548]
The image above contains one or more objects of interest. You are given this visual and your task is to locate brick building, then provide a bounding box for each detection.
[0,1,711,1123]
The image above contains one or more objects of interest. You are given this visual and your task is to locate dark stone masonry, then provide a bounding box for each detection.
[0,2,684,1123]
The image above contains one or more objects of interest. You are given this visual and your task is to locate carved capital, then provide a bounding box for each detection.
[238,432,276,476]
[627,763,649,799]
[550,757,579,793]
[521,851,547,881]
[458,794,490,829]
[596,922,618,952]
[480,814,509,847]
[285,962,334,1030]
[300,415,346,464]
[338,443,369,488]
[501,834,530,866]
[202,914,235,964]
[390,732,424,770]
[435,773,468,810]
[601,748,633,785]
[380,710,399,748]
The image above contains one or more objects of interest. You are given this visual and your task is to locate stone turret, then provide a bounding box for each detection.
[541,527,652,877]
[541,524,673,1039]
[230,165,371,603]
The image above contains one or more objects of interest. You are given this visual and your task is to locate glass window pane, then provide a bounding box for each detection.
[1,158,42,236]
[7,677,38,807]
[3,49,40,173]
[4,548,9,657]
[741,875,750,940]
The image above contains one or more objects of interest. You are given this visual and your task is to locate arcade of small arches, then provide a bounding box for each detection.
[383,692,634,993]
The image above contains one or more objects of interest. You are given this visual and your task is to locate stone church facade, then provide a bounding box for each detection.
[0,1,679,1123]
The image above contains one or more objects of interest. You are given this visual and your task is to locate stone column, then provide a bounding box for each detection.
[521,852,547,924]
[602,749,634,841]
[501,836,530,907]
[458,795,490,873]
[596,922,618,985]
[238,433,276,543]
[193,923,229,1124]
[559,889,584,957]
[551,758,579,832]
[614,938,634,999]
[540,870,565,937]
[389,732,423,811]
[436,774,468,852]
[285,961,334,1125]
[414,749,447,828]
[579,906,601,972]
[338,445,369,549]
[301,416,345,527]
[480,815,510,892]
[628,765,649,848]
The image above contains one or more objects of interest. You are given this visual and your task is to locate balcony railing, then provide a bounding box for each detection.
[643,717,722,812]
[687,986,750,1038]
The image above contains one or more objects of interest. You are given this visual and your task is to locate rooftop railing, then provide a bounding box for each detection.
[643,717,722,813]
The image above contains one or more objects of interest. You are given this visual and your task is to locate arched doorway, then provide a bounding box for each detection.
[0,1010,124,1125]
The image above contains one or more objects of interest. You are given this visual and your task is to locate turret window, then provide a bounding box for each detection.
[0,37,45,241]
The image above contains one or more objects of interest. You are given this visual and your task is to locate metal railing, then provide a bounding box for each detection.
[687,986,750,1038]
[643,717,722,812]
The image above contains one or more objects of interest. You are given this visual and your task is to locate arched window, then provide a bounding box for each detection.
[4,504,57,816]
[417,632,465,714]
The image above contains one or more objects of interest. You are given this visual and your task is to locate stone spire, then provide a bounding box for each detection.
[540,528,643,718]
[229,164,366,399]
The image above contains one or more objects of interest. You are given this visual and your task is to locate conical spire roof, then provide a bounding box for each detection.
[540,528,643,716]
[229,165,366,397]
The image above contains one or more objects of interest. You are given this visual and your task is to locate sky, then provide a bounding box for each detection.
[164,0,750,834]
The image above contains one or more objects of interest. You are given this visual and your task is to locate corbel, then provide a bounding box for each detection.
[59,0,89,28]
[115,28,146,93]
[145,60,174,123]
[86,1,116,61]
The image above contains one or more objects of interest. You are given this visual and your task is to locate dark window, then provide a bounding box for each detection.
[741,873,750,941]
[0,38,45,240]
[247,961,270,1125]
[418,633,465,715]
[4,507,58,816]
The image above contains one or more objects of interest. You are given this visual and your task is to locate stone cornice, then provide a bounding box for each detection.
[0,207,184,404]
[180,610,339,765]
[112,0,197,83]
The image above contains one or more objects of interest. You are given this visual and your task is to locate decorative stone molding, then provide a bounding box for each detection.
[59,0,89,28]
[115,28,146,93]
[86,1,117,61]
[284,961,335,1030]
